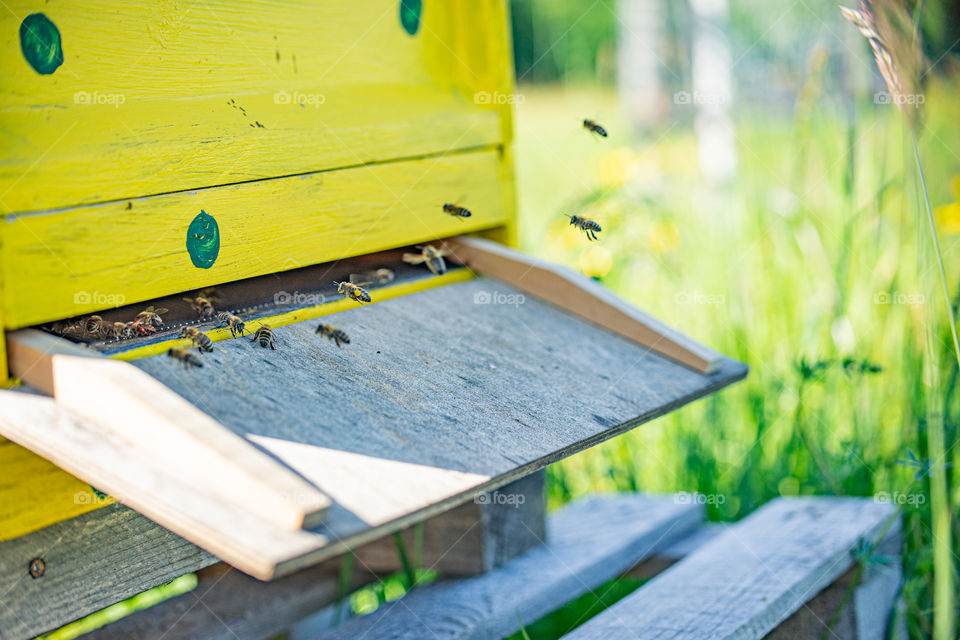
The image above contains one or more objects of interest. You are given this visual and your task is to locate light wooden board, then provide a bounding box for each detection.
[0,0,513,213]
[0,504,217,639]
[1,150,509,328]
[562,497,898,640]
[318,495,704,640]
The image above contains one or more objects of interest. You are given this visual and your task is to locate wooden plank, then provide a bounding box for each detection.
[562,497,899,640]
[318,495,705,640]
[0,504,217,639]
[445,236,723,373]
[0,0,513,213]
[3,334,330,530]
[1,150,509,328]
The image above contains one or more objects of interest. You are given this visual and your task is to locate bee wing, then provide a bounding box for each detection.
[154,307,169,315]
[182,297,196,304]
[402,252,426,265]
[353,281,372,287]
[348,273,370,284]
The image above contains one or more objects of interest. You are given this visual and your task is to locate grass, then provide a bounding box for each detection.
[510,78,960,639]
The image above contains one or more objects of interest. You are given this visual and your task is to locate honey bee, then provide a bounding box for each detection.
[84,315,106,338]
[316,323,350,348]
[179,326,214,352]
[350,268,395,286]
[128,318,158,336]
[104,322,133,340]
[251,324,276,349]
[583,119,608,138]
[334,281,372,304]
[168,347,203,369]
[442,202,472,220]
[183,296,215,319]
[566,214,602,241]
[48,319,87,340]
[135,306,168,328]
[214,311,246,338]
[402,244,449,276]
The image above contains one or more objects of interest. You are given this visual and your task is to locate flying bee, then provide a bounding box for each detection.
[135,306,168,328]
[566,214,602,241]
[316,323,350,348]
[334,281,372,304]
[251,324,276,349]
[350,268,394,286]
[442,202,472,220]
[179,326,214,352]
[168,347,203,369]
[214,311,246,338]
[403,244,449,276]
[183,296,215,319]
[582,119,608,138]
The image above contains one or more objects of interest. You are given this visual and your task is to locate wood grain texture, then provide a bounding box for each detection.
[0,0,513,213]
[446,236,722,373]
[0,504,217,639]
[563,497,899,640]
[2,150,508,328]
[318,495,705,640]
[5,328,99,395]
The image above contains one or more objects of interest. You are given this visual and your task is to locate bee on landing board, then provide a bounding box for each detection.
[334,281,372,304]
[566,214,602,241]
[136,306,168,329]
[442,202,472,220]
[168,347,203,369]
[350,268,395,286]
[251,324,276,349]
[215,311,246,338]
[104,321,133,340]
[179,326,214,352]
[403,244,449,276]
[83,315,106,338]
[582,119,608,138]
[128,318,158,337]
[183,295,215,319]
[316,323,350,348]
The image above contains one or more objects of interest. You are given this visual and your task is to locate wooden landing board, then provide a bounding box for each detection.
[127,276,745,577]
[318,495,704,640]
[563,497,898,640]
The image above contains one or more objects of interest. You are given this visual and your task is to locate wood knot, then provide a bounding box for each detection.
[28,557,45,579]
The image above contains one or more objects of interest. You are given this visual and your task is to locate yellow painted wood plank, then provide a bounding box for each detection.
[0,0,513,213]
[0,438,111,542]
[2,149,508,328]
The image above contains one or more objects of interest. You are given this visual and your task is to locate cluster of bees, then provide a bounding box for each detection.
[49,305,168,341]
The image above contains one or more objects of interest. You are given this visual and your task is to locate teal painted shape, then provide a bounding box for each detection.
[186,210,220,269]
[399,0,422,35]
[20,13,63,75]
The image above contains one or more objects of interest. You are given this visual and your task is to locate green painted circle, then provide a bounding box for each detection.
[399,0,421,35]
[186,210,220,269]
[19,13,63,75]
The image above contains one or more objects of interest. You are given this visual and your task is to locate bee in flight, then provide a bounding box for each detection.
[403,244,449,276]
[251,323,277,349]
[442,202,472,220]
[350,268,395,287]
[583,119,608,138]
[214,311,246,338]
[179,326,214,352]
[168,347,203,369]
[334,281,372,304]
[135,306,168,329]
[183,295,215,319]
[566,214,602,241]
[316,323,350,348]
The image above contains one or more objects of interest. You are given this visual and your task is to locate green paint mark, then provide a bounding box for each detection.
[399,0,421,35]
[186,210,220,269]
[19,13,63,75]
[90,486,107,500]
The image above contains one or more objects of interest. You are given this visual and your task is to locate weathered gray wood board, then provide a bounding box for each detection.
[318,495,705,640]
[129,277,744,575]
[562,497,898,640]
[0,505,217,639]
